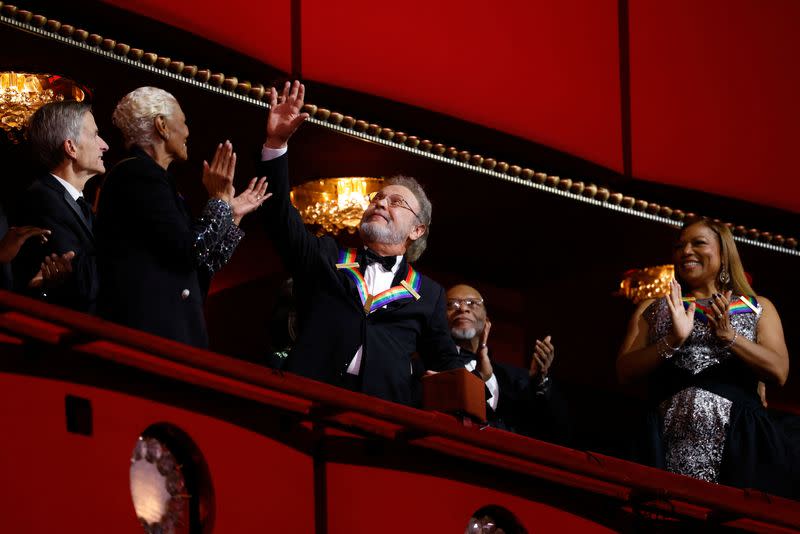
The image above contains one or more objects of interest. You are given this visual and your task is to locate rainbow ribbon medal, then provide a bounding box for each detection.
[682,295,760,323]
[336,248,421,314]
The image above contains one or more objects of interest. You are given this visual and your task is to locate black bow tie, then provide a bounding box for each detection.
[363,249,397,271]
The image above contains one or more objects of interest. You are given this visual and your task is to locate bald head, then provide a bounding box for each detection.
[447,284,482,301]
[446,284,486,345]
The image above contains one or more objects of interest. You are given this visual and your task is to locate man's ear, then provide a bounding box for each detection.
[408,223,426,242]
[62,138,78,161]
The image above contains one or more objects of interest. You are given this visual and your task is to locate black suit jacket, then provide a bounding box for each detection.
[14,174,98,312]
[457,349,570,443]
[96,148,209,348]
[258,153,462,405]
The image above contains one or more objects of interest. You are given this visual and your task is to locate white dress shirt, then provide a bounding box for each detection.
[346,254,401,375]
[51,173,83,201]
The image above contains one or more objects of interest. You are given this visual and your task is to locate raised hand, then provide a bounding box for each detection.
[665,278,695,345]
[29,251,75,289]
[202,140,236,203]
[265,80,309,149]
[476,318,493,381]
[0,226,50,263]
[230,177,271,225]
[529,335,554,378]
[707,290,736,344]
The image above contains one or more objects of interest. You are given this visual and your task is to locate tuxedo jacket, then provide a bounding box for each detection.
[14,174,98,313]
[457,349,570,443]
[96,148,210,348]
[258,154,462,405]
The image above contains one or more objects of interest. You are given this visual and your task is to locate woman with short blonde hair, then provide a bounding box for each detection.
[96,86,269,347]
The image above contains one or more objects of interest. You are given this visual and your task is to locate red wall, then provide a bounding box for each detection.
[98,0,293,73]
[326,463,615,533]
[301,0,624,173]
[629,0,800,213]
[0,373,315,533]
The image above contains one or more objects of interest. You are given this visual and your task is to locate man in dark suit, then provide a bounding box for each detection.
[15,101,108,313]
[446,284,569,442]
[258,81,466,405]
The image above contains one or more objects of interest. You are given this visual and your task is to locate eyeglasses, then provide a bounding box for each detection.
[446,298,485,311]
[467,519,500,533]
[368,191,421,221]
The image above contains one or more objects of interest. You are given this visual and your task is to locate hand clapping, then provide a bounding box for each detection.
[529,335,554,378]
[202,140,236,203]
[29,251,75,289]
[476,319,493,382]
[707,290,736,344]
[0,226,50,263]
[665,279,694,346]
[230,177,271,225]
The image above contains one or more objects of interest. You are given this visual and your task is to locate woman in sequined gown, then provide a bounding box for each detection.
[96,86,269,348]
[617,220,794,497]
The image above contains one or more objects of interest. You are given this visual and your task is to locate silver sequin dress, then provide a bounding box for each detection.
[643,296,760,483]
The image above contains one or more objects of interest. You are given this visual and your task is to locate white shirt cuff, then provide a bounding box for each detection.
[261,145,288,161]
[464,360,500,411]
[485,373,499,411]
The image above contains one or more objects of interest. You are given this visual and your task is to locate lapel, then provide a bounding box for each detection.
[335,248,422,315]
[43,175,94,242]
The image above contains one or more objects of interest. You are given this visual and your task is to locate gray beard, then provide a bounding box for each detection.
[359,220,407,245]
[450,327,476,341]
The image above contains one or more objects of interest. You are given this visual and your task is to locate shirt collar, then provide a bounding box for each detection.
[50,173,83,201]
[362,246,402,273]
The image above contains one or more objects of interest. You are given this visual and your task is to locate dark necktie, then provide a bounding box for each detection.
[76,196,93,230]
[363,249,396,271]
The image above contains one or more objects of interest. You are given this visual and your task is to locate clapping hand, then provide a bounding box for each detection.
[665,279,694,345]
[529,335,554,378]
[265,81,309,149]
[230,177,271,225]
[0,226,51,263]
[707,290,736,344]
[476,319,493,382]
[202,140,236,204]
[29,251,75,289]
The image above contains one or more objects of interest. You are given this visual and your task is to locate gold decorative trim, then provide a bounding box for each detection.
[1,2,797,256]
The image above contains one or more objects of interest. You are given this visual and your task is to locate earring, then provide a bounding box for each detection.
[718,266,730,285]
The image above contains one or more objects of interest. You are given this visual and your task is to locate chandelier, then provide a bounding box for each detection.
[0,72,87,143]
[291,177,384,235]
[617,264,674,303]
